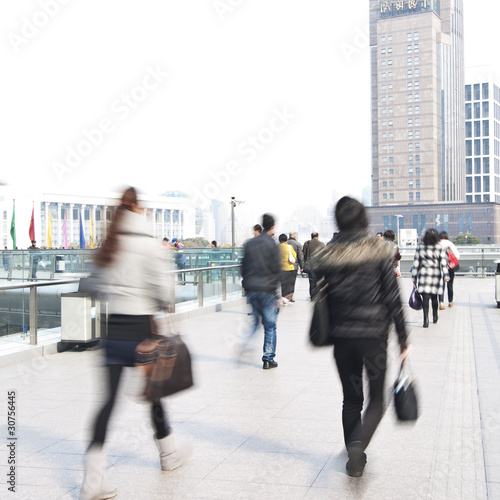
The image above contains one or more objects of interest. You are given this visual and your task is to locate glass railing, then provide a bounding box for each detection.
[0,248,244,281]
[399,245,500,276]
[0,264,243,345]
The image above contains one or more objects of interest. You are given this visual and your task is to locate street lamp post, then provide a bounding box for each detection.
[395,215,403,248]
[230,197,244,259]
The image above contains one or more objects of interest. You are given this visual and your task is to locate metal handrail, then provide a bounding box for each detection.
[0,265,242,345]
[0,279,80,346]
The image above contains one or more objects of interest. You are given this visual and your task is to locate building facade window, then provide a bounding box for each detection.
[465,102,472,119]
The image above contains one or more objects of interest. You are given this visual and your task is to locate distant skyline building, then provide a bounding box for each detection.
[367,0,500,243]
[465,81,500,204]
[370,0,465,205]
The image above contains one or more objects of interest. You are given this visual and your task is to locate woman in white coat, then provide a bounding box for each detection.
[80,187,191,500]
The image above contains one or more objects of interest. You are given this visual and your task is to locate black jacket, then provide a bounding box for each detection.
[241,232,280,293]
[314,229,408,348]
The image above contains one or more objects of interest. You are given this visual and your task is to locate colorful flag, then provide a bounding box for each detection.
[89,214,94,249]
[29,206,35,242]
[10,201,16,249]
[62,214,68,249]
[47,211,52,248]
[79,211,85,249]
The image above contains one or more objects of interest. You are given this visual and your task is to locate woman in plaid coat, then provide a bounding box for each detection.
[412,228,449,328]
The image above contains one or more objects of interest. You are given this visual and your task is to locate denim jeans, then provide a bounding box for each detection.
[246,291,279,362]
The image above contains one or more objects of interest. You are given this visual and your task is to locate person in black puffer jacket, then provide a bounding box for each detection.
[313,196,409,478]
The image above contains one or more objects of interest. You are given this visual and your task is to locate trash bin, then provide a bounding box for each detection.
[55,255,66,273]
[496,261,500,308]
[61,292,105,343]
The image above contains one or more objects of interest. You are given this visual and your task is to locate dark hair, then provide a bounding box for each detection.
[211,240,217,247]
[335,196,368,231]
[278,233,288,243]
[383,230,395,241]
[94,187,138,267]
[439,231,449,240]
[253,224,262,234]
[423,228,439,246]
[311,232,319,239]
[262,213,275,232]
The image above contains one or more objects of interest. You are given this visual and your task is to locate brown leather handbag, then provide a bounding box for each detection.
[135,330,194,402]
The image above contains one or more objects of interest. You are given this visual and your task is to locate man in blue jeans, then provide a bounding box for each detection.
[241,213,281,369]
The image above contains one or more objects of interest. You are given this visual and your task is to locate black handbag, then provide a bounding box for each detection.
[308,281,333,346]
[408,286,423,311]
[394,361,419,421]
[135,319,194,402]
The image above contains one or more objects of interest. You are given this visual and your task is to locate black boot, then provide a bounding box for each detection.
[433,311,438,324]
[423,313,429,328]
[346,441,367,477]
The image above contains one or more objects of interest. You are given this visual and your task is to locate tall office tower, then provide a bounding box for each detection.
[465,82,500,204]
[369,0,464,206]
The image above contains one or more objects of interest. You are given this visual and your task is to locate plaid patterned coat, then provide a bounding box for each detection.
[411,243,449,296]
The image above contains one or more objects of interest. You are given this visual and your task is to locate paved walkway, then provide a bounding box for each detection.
[0,276,499,499]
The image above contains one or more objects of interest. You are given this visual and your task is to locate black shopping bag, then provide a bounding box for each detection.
[394,361,419,421]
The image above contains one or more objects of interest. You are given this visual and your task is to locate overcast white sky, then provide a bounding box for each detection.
[1,0,499,223]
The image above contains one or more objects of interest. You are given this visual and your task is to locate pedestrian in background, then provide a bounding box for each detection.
[28,239,40,279]
[172,237,186,283]
[303,232,325,299]
[438,231,460,309]
[241,213,281,369]
[314,196,409,477]
[253,224,262,237]
[411,228,449,328]
[161,237,172,251]
[278,233,297,305]
[287,231,304,301]
[383,230,401,276]
[80,187,191,500]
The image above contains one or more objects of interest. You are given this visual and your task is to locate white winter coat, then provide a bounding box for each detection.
[99,210,174,315]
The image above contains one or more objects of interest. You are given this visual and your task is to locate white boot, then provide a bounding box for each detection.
[155,434,193,471]
[80,445,117,500]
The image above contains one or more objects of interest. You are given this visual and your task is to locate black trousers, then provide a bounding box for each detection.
[90,364,170,447]
[308,270,319,299]
[439,269,455,304]
[333,339,387,451]
[422,293,438,322]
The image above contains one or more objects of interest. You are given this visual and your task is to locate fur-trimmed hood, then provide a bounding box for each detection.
[314,230,393,271]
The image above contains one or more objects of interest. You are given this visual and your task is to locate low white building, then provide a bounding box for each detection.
[0,183,197,249]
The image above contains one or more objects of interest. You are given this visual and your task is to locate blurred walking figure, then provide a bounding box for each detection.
[438,231,460,309]
[80,187,191,500]
[278,233,297,305]
[314,196,409,477]
[287,232,304,301]
[241,214,281,369]
[411,228,449,328]
[303,232,325,299]
[383,230,401,276]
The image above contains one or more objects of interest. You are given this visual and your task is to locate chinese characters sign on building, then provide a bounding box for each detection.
[380,0,440,17]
